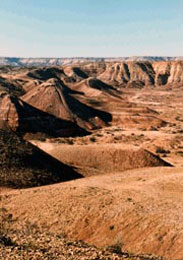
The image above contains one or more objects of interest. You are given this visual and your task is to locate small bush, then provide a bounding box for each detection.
[107,242,123,254]
[90,136,96,142]
[0,207,15,246]
[67,139,74,145]
[156,147,170,154]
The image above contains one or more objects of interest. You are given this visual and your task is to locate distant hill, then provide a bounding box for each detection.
[0,56,183,67]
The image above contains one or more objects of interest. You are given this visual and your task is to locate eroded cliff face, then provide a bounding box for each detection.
[167,62,183,84]
[0,61,182,137]
[152,61,183,85]
[95,61,183,86]
[0,95,19,131]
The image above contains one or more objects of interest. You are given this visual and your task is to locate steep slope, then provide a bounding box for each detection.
[0,94,88,137]
[98,62,155,86]
[21,78,112,130]
[0,130,82,188]
[98,61,183,87]
[71,77,120,97]
[63,66,89,83]
[0,76,25,96]
[153,61,183,85]
[26,67,65,81]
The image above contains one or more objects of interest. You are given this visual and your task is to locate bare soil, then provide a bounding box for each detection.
[1,63,183,259]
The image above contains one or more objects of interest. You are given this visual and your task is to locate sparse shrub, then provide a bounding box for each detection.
[175,116,183,122]
[109,225,114,230]
[176,151,183,156]
[67,139,74,145]
[156,147,170,154]
[39,137,46,142]
[94,133,103,137]
[0,207,15,246]
[106,241,123,254]
[22,220,40,236]
[114,136,122,141]
[90,136,96,142]
[178,129,183,133]
[150,126,158,131]
[106,234,124,255]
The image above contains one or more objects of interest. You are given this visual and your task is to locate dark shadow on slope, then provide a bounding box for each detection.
[123,63,131,81]
[87,78,121,98]
[0,77,25,96]
[88,78,117,92]
[26,67,65,81]
[136,62,155,84]
[156,74,170,85]
[72,67,88,79]
[37,79,113,127]
[9,96,89,137]
[61,86,112,124]
[51,78,85,96]
[0,129,83,188]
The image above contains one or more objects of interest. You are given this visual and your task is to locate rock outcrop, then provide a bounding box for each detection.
[98,61,183,86]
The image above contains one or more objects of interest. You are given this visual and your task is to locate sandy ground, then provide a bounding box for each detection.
[1,167,183,259]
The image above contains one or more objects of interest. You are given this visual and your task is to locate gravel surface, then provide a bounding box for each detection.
[0,228,163,260]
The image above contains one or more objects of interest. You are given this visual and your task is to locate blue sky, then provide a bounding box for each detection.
[0,0,182,57]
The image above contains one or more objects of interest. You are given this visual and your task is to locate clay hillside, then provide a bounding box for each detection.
[0,129,82,188]
[1,60,183,259]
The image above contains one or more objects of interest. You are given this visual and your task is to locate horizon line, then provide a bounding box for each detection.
[0,55,183,59]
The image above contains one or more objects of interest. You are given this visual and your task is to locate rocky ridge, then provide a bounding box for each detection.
[0,56,183,67]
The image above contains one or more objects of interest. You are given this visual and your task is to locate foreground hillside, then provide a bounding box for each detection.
[1,167,183,259]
